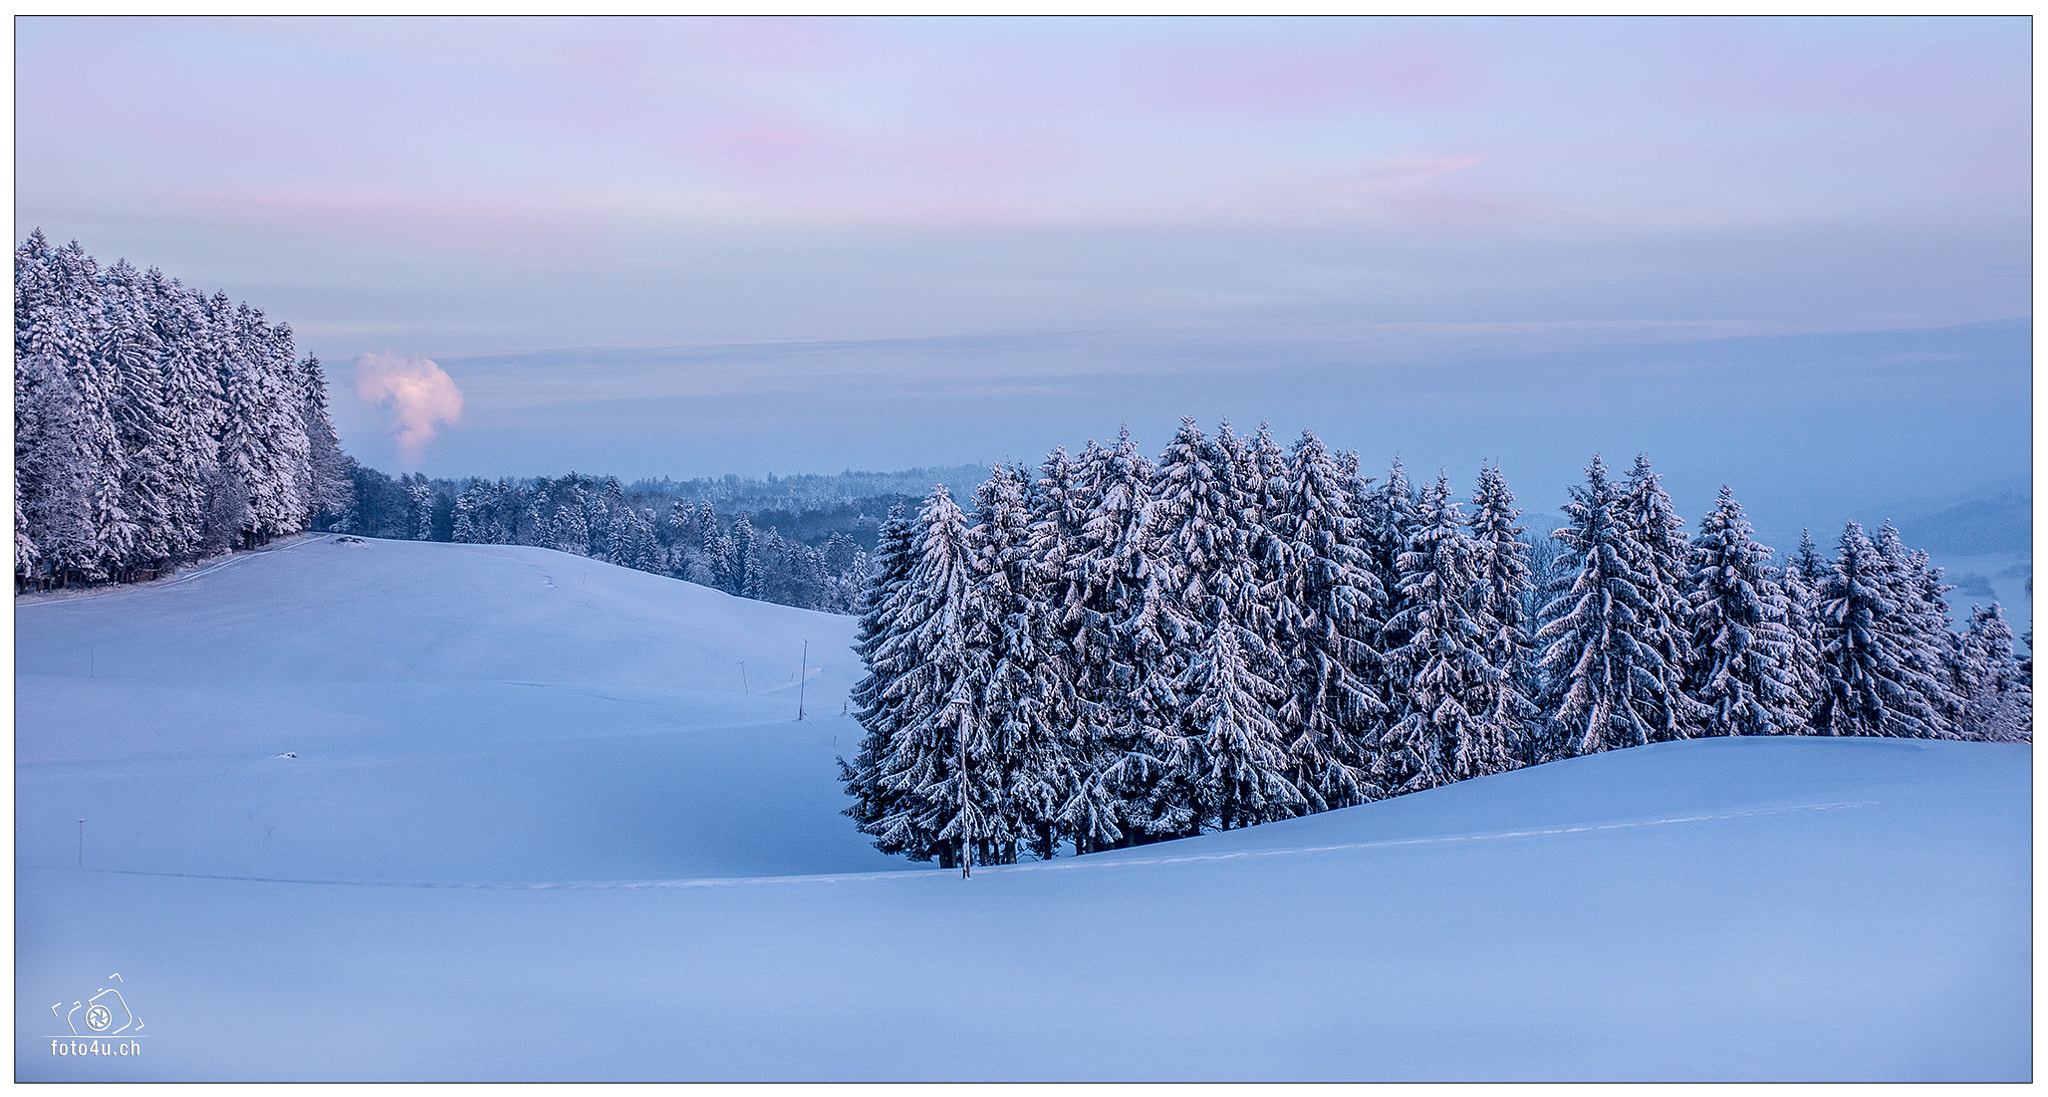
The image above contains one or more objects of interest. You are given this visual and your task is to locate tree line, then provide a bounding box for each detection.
[327,466,880,613]
[842,418,2032,870]
[15,232,350,589]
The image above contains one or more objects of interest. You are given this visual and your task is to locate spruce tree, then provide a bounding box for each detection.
[1680,487,1805,737]
[858,486,1010,870]
[408,475,436,541]
[1033,432,1170,849]
[1618,454,1706,740]
[728,514,759,590]
[1812,522,1950,738]
[1383,473,1490,791]
[972,464,1075,860]
[215,302,301,547]
[1150,417,1242,634]
[1072,429,1182,844]
[101,261,178,571]
[1874,523,1965,737]
[1272,429,1383,808]
[296,355,352,521]
[14,492,36,583]
[15,354,98,582]
[146,269,224,556]
[1023,446,1110,854]
[842,504,921,838]
[1235,422,1294,694]
[1465,464,1537,773]
[1778,530,1829,723]
[39,240,134,576]
[452,481,487,542]
[1957,603,2031,741]
[1358,457,1418,768]
[1535,455,1668,756]
[1360,457,1417,593]
[1131,418,1246,837]
[1177,608,1303,830]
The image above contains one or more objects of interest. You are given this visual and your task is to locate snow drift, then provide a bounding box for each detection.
[16,537,2030,1081]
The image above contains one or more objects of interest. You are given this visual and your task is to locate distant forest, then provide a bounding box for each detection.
[320,464,966,613]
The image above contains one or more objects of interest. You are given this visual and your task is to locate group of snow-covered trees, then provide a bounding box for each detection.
[844,419,2032,869]
[329,468,874,613]
[15,232,350,589]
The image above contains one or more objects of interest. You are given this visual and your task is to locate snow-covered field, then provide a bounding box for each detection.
[16,537,2031,1081]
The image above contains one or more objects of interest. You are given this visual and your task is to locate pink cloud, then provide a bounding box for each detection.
[694,115,844,180]
[354,352,464,467]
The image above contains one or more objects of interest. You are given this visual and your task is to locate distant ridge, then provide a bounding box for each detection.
[1896,489,2031,556]
[626,465,987,511]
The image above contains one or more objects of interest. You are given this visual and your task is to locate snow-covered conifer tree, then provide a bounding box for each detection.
[1777,530,1829,722]
[216,303,304,546]
[452,481,487,543]
[1535,455,1669,756]
[295,355,352,522]
[100,261,178,571]
[1357,456,1418,761]
[1359,457,1416,584]
[661,500,698,582]
[14,492,36,583]
[1957,603,2031,741]
[1792,529,1829,591]
[1176,609,1302,830]
[1618,454,1707,740]
[1050,432,1164,850]
[198,465,251,555]
[972,463,1077,858]
[726,514,762,593]
[408,475,435,541]
[544,481,587,552]
[1874,522,1965,737]
[30,240,134,577]
[843,504,922,838]
[1149,417,1241,634]
[145,269,225,555]
[1128,418,1247,837]
[1234,422,1293,679]
[1680,487,1804,737]
[1812,522,1950,738]
[1465,464,1537,772]
[1272,429,1383,808]
[1382,474,1491,790]
[1020,446,1105,853]
[823,531,860,584]
[856,486,1012,870]
[15,354,99,583]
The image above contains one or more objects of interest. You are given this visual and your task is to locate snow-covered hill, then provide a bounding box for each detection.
[16,537,2031,1081]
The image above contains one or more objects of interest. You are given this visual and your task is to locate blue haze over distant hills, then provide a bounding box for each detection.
[362,317,2028,564]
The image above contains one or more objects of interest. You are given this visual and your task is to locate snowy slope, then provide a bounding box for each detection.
[16,537,2031,1081]
[17,535,883,883]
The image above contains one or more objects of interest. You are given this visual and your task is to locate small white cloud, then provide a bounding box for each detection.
[353,352,464,467]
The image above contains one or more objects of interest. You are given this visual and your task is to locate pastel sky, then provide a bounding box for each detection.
[14,16,2031,535]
